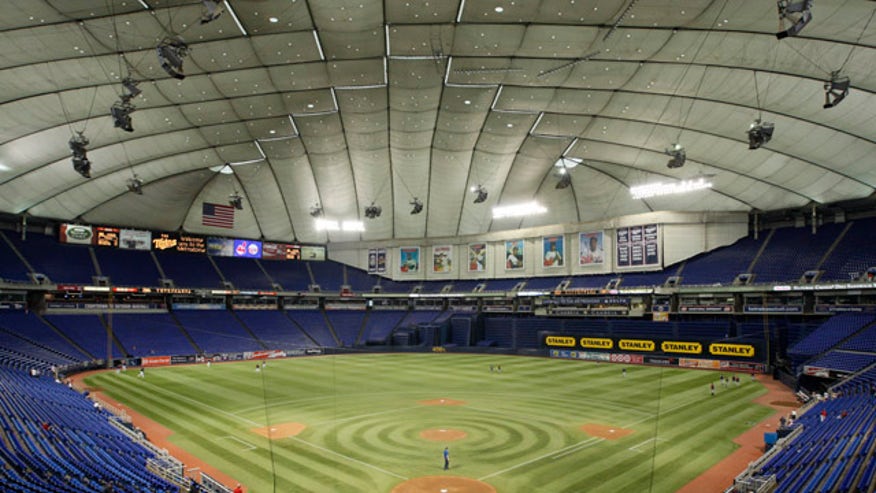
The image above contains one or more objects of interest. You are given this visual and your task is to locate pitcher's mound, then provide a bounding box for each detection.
[392,476,496,493]
[580,423,634,440]
[420,428,468,441]
[251,422,306,439]
[420,398,466,406]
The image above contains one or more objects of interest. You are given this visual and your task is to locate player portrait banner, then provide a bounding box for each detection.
[579,231,605,266]
[399,246,420,273]
[616,224,659,268]
[433,245,453,273]
[542,235,565,268]
[505,239,524,271]
[367,248,378,273]
[468,243,487,272]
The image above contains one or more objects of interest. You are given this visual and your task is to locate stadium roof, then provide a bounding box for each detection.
[0,0,874,243]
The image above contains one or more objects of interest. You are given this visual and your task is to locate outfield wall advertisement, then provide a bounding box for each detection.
[541,333,761,361]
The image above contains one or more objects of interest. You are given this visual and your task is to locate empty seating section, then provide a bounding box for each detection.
[361,311,407,343]
[618,271,669,288]
[754,375,876,493]
[345,267,378,292]
[111,313,193,357]
[308,262,344,291]
[153,250,221,288]
[398,310,441,327]
[805,351,876,374]
[211,257,272,290]
[43,315,119,359]
[8,234,94,284]
[172,310,261,353]
[93,248,160,286]
[819,217,876,281]
[0,368,178,492]
[234,310,313,348]
[751,223,845,283]
[0,312,87,365]
[838,323,876,352]
[484,278,523,291]
[325,310,366,346]
[450,280,480,292]
[787,313,876,360]
[679,235,763,285]
[483,317,515,347]
[567,274,614,289]
[676,321,730,340]
[0,233,31,282]
[524,276,565,290]
[260,260,310,291]
[285,310,336,347]
[449,317,472,346]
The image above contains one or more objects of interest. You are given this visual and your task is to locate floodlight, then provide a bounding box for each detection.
[472,185,488,203]
[824,72,850,109]
[410,198,423,215]
[127,175,144,194]
[555,172,572,189]
[156,37,189,80]
[776,0,812,39]
[121,77,141,98]
[747,120,775,149]
[69,132,91,178]
[229,192,243,210]
[110,100,135,132]
[309,204,323,217]
[364,203,382,219]
[665,143,686,169]
[200,0,224,24]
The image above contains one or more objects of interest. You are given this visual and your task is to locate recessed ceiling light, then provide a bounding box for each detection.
[269,17,279,23]
[506,123,513,128]
[463,100,471,105]
[494,6,504,13]
[269,129,276,134]
[307,103,315,108]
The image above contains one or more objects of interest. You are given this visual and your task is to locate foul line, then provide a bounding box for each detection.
[551,438,604,460]
[479,438,602,480]
[627,437,667,454]
[220,435,257,451]
[289,436,408,480]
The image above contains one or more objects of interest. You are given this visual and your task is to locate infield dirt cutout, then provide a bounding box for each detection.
[392,476,496,493]
[579,423,635,440]
[420,428,468,441]
[420,398,467,406]
[250,422,306,439]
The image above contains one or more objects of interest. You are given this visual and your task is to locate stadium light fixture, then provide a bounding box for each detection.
[157,37,189,80]
[410,197,423,215]
[747,119,775,149]
[554,157,581,189]
[364,203,382,219]
[69,132,91,178]
[228,191,244,210]
[776,0,813,39]
[824,71,850,108]
[342,220,365,232]
[200,0,224,24]
[630,177,713,200]
[315,218,364,232]
[309,204,323,217]
[126,175,144,194]
[665,143,686,169]
[492,201,548,219]
[110,99,136,132]
[471,185,488,203]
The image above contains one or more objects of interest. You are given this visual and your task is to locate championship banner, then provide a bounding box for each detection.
[616,224,659,268]
[368,249,378,273]
[376,248,386,273]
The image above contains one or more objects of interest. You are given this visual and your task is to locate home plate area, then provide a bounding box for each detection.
[392,476,497,493]
[579,423,635,440]
[250,422,306,439]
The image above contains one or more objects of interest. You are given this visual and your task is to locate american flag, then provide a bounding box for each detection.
[202,202,234,228]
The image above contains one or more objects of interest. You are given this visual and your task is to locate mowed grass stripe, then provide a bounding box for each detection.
[87,354,772,492]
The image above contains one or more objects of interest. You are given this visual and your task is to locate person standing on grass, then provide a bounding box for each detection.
[443,447,450,470]
[710,382,715,396]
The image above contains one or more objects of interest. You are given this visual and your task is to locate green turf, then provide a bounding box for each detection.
[85,353,773,492]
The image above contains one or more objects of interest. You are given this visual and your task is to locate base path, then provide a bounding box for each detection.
[70,370,241,489]
[676,375,801,493]
[579,423,635,440]
[392,476,496,493]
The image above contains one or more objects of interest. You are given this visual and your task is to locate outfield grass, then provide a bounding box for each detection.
[85,353,773,492]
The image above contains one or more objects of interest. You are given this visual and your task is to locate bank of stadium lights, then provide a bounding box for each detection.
[492,201,548,219]
[314,218,364,232]
[111,77,141,133]
[630,177,713,200]
[554,157,581,189]
[157,37,189,80]
[824,71,850,108]
[364,203,382,219]
[200,0,224,24]
[69,132,91,178]
[776,0,813,39]
[309,204,323,218]
[126,175,143,195]
[471,185,488,204]
[228,191,244,210]
[665,143,686,169]
[410,198,424,215]
[747,119,775,149]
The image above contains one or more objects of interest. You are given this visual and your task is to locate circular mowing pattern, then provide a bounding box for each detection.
[419,428,468,441]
